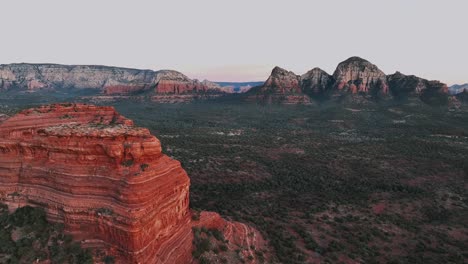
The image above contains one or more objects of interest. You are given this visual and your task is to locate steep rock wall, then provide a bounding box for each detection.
[0,103,192,263]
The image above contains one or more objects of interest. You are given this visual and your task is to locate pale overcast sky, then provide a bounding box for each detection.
[1,0,466,84]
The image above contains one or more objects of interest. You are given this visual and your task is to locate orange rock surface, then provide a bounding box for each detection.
[192,211,269,264]
[155,80,209,94]
[0,103,192,263]
[103,84,151,95]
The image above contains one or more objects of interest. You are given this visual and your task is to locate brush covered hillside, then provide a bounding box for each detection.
[1,96,467,264]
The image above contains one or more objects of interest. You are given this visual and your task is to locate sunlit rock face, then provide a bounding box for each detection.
[0,103,192,263]
[301,67,333,99]
[246,66,313,104]
[248,56,449,105]
[0,64,222,98]
[0,64,156,93]
[332,56,389,96]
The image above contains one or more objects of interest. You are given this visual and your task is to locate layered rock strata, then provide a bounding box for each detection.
[246,67,313,104]
[332,56,389,95]
[0,63,222,96]
[247,57,447,104]
[301,67,334,98]
[0,103,192,263]
[193,211,269,264]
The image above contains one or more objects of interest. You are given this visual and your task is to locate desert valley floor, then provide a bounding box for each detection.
[0,96,467,264]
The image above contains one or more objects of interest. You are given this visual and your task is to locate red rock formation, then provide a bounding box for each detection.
[263,66,301,94]
[192,211,269,264]
[246,66,313,104]
[0,63,223,98]
[387,71,448,96]
[156,80,209,94]
[103,85,151,95]
[301,67,333,98]
[0,103,192,263]
[332,57,389,96]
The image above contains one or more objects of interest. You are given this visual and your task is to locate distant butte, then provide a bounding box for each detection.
[246,56,449,105]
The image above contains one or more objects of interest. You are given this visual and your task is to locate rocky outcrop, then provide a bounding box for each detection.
[154,71,220,95]
[192,211,270,264]
[0,104,192,263]
[300,67,333,99]
[0,103,270,263]
[449,84,468,95]
[0,64,156,93]
[262,66,301,94]
[387,71,448,105]
[332,56,389,96]
[246,67,312,104]
[249,57,448,105]
[0,63,222,97]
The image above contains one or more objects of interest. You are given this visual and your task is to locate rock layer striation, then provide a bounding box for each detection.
[0,103,192,263]
[0,63,222,97]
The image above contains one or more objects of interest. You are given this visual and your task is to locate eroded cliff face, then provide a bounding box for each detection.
[301,67,333,99]
[0,64,222,97]
[262,66,302,94]
[387,71,448,97]
[0,103,270,263]
[0,64,156,93]
[248,57,448,104]
[246,67,313,104]
[0,104,192,263]
[332,57,389,96]
[192,211,270,264]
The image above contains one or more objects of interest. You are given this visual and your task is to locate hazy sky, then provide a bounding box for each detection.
[1,0,467,84]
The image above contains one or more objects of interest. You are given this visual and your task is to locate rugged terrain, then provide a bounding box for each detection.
[107,101,467,264]
[0,103,269,264]
[450,84,468,95]
[214,82,263,93]
[0,64,224,102]
[246,57,449,105]
[1,58,453,106]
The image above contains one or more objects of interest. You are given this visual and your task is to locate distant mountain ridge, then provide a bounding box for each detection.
[0,59,452,106]
[246,57,449,105]
[0,63,223,96]
[449,84,468,95]
[215,82,263,93]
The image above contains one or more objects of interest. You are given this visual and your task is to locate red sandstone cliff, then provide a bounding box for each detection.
[0,64,222,98]
[332,57,389,96]
[192,211,269,264]
[0,103,269,263]
[246,66,313,104]
[248,57,447,104]
[0,104,192,263]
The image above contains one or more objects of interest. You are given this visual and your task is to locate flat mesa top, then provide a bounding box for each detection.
[42,123,151,138]
[0,103,153,138]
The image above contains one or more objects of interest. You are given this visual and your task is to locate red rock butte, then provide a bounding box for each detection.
[0,103,192,263]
